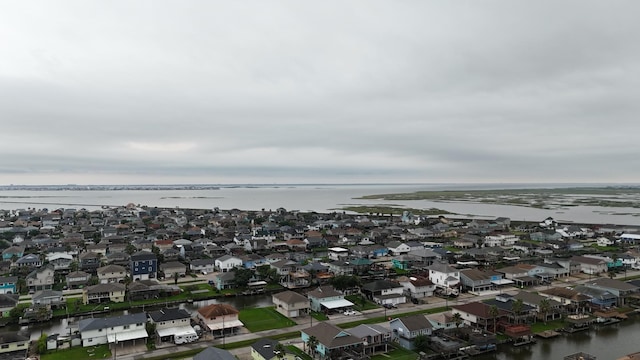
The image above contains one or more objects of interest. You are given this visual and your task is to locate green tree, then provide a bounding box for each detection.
[452,312,463,332]
[538,299,551,324]
[274,343,286,360]
[173,272,179,285]
[306,335,319,358]
[125,244,137,255]
[37,333,48,354]
[413,334,429,353]
[489,305,500,332]
[512,299,524,324]
[233,268,255,288]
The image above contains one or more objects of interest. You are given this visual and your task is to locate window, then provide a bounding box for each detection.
[136,323,143,327]
[98,329,103,332]
[123,325,130,330]
[1,345,8,349]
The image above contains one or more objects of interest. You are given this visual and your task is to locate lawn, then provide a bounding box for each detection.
[42,344,110,360]
[287,345,312,360]
[310,311,329,321]
[239,307,297,332]
[345,295,379,311]
[371,346,417,360]
[530,319,565,333]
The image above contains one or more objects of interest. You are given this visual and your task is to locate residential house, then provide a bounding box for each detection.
[148,307,197,344]
[27,264,55,292]
[386,241,411,255]
[79,252,102,272]
[0,333,30,358]
[460,268,501,293]
[307,286,353,313]
[301,322,363,360]
[583,278,639,306]
[272,290,310,318]
[0,276,17,294]
[327,260,355,276]
[347,324,391,355]
[571,256,608,275]
[573,285,617,309]
[160,262,187,278]
[0,294,19,317]
[361,280,406,306]
[66,271,91,289]
[328,247,350,261]
[97,264,127,284]
[270,260,310,289]
[428,262,460,290]
[539,287,591,314]
[190,259,216,274]
[485,294,537,324]
[213,272,236,291]
[193,347,236,360]
[16,253,42,268]
[398,276,435,298]
[407,248,441,268]
[389,314,434,350]
[512,291,563,322]
[32,290,65,308]
[130,252,157,280]
[82,283,126,305]
[46,253,74,272]
[195,304,244,336]
[452,302,506,331]
[2,246,24,261]
[78,312,148,347]
[251,338,297,360]
[215,255,243,273]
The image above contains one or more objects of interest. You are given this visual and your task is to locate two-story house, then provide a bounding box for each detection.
[307,286,353,313]
[160,262,187,278]
[27,264,55,292]
[428,262,460,290]
[347,324,391,356]
[301,322,363,360]
[190,259,216,274]
[0,276,17,294]
[46,253,74,272]
[82,283,126,305]
[361,280,406,306]
[148,307,198,344]
[398,276,435,298]
[390,314,434,350]
[195,304,244,336]
[16,253,42,268]
[2,246,24,261]
[66,271,91,289]
[97,265,127,284]
[130,252,157,280]
[0,333,30,358]
[272,290,310,318]
[78,312,148,347]
[215,255,243,273]
[79,252,102,273]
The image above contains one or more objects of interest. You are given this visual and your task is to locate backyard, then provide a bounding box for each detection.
[42,344,110,360]
[239,306,297,332]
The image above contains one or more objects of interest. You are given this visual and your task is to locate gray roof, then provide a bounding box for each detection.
[362,280,402,292]
[193,346,236,360]
[148,308,191,322]
[78,312,148,332]
[347,324,390,338]
[395,314,433,332]
[273,290,309,304]
[33,290,63,300]
[251,338,288,360]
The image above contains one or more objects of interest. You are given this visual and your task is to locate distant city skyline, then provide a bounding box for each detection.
[1,2,639,185]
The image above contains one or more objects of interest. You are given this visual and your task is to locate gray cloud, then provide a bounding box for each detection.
[0,1,639,185]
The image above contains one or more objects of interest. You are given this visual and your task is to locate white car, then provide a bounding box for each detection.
[344,309,356,316]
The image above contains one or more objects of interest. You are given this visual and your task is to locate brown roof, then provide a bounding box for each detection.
[307,286,341,299]
[273,290,309,304]
[302,322,362,349]
[198,304,239,318]
[571,256,606,265]
[452,301,506,319]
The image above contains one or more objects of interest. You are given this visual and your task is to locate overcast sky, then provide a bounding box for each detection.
[1,1,639,185]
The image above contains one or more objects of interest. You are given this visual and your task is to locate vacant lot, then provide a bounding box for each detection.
[239,306,297,332]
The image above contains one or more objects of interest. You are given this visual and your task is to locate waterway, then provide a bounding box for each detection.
[1,183,640,225]
[476,314,640,360]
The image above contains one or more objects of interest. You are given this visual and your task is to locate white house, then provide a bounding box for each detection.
[215,255,243,273]
[427,262,460,289]
[386,241,411,255]
[190,259,216,274]
[148,308,197,344]
[328,247,350,261]
[596,237,615,247]
[97,265,127,284]
[45,253,74,271]
[398,276,435,298]
[78,313,148,347]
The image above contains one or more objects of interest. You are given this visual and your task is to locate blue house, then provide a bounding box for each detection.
[2,246,24,261]
[574,285,617,308]
[0,276,17,294]
[389,314,434,350]
[130,252,157,281]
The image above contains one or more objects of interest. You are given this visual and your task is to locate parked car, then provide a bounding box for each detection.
[343,309,356,316]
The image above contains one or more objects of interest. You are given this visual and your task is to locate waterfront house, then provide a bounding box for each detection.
[160,261,187,278]
[301,322,363,360]
[583,278,639,306]
[190,258,216,274]
[213,271,236,290]
[0,333,30,358]
[130,251,157,280]
[361,279,406,306]
[539,287,591,314]
[327,260,355,276]
[27,264,55,292]
[0,294,19,317]
[451,302,507,330]
[66,271,91,289]
[78,312,148,347]
[32,290,65,308]
[513,291,563,322]
[485,294,537,324]
[97,264,127,284]
[307,286,353,313]
[82,283,126,304]
[347,324,391,355]
[215,255,243,272]
[148,307,197,344]
[0,276,17,294]
[270,259,311,289]
[272,290,310,318]
[251,338,296,360]
[193,346,236,360]
[389,314,433,350]
[196,303,244,336]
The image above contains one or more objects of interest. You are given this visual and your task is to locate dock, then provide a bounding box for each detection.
[537,330,561,339]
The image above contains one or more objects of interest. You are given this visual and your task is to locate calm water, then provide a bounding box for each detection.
[1,183,640,225]
[477,314,640,360]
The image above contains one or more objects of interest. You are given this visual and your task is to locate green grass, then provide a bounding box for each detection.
[345,295,379,311]
[370,346,418,360]
[287,345,312,360]
[310,311,329,321]
[239,307,297,332]
[42,344,110,360]
[530,319,565,333]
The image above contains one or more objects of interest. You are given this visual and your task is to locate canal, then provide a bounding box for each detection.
[12,294,274,341]
[476,313,640,360]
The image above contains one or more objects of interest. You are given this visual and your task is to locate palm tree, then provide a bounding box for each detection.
[512,299,524,324]
[538,299,551,324]
[489,305,500,333]
[452,312,463,333]
[274,343,286,360]
[307,335,319,359]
